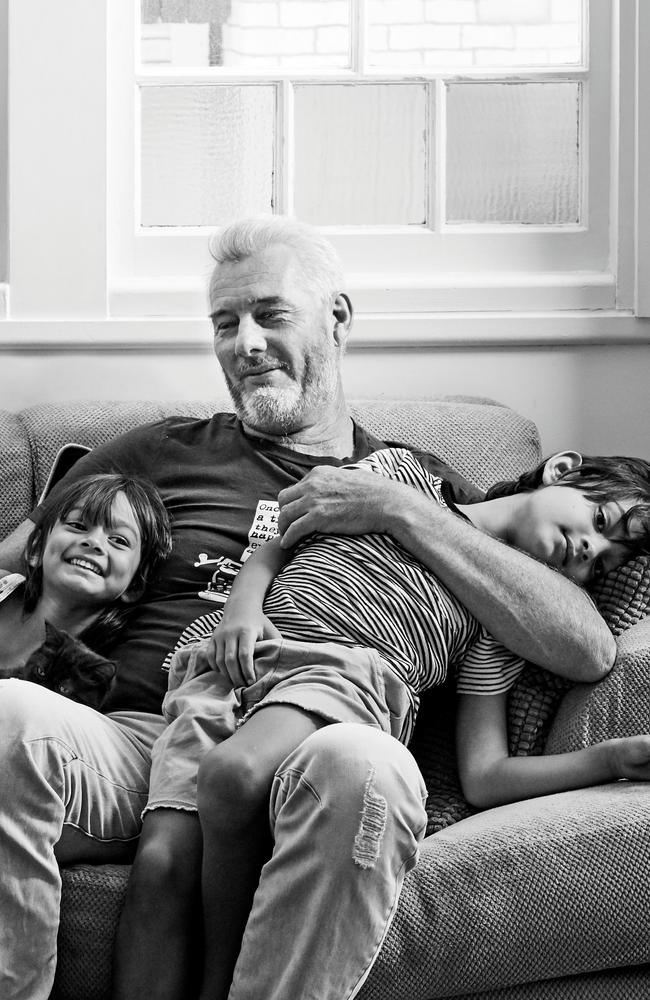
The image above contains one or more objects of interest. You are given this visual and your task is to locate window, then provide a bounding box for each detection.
[105,0,620,318]
[4,0,648,334]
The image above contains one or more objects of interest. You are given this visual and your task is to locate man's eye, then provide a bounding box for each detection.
[214,320,236,336]
[258,310,284,324]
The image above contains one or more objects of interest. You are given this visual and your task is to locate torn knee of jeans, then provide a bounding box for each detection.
[353,766,387,869]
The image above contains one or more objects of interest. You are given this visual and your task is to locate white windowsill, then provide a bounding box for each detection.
[108,271,617,319]
[1,312,649,352]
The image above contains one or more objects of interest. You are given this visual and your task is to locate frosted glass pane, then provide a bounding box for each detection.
[140,0,352,70]
[294,85,427,225]
[140,86,274,227]
[367,0,583,71]
[446,82,580,224]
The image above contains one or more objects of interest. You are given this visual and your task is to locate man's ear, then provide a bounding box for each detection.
[332,293,353,349]
[541,450,583,485]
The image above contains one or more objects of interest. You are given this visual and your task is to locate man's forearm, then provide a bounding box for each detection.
[388,491,615,681]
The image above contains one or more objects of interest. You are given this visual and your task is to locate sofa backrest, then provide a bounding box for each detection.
[0,396,541,541]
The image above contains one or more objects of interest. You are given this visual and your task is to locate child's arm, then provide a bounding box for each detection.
[456,691,650,809]
[206,537,290,688]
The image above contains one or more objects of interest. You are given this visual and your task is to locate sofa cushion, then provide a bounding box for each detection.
[10,397,540,511]
[0,409,33,541]
[591,554,650,637]
[359,783,650,1000]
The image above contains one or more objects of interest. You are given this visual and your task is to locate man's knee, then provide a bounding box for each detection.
[286,724,426,801]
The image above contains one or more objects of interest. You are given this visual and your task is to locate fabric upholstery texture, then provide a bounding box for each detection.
[1,397,649,1000]
[0,409,32,540]
[590,554,650,637]
[546,614,650,755]
[359,783,650,1000]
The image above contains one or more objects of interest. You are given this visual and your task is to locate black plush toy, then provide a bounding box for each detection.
[22,622,116,710]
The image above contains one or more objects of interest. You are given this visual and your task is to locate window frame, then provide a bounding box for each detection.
[2,0,649,343]
[111,0,613,312]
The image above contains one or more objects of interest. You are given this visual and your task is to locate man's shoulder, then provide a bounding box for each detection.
[115,411,239,447]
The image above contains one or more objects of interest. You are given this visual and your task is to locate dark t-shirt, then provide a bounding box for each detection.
[33,413,479,715]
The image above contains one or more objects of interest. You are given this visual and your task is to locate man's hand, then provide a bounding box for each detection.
[207,598,281,688]
[277,466,406,548]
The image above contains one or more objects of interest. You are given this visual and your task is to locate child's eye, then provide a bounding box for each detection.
[592,556,605,581]
[594,507,607,532]
[65,520,86,531]
[109,535,131,548]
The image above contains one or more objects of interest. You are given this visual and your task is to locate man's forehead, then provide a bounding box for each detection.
[210,293,291,317]
[209,248,303,311]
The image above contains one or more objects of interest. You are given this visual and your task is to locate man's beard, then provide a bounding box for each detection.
[226,350,339,436]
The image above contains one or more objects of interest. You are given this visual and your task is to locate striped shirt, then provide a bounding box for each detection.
[264,449,524,722]
[165,448,525,741]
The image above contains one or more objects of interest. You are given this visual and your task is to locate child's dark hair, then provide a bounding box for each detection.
[23,474,172,650]
[486,454,650,564]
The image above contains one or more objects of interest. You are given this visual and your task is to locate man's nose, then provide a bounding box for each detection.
[235,317,267,357]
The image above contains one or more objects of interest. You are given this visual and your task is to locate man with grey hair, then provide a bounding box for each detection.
[0,215,614,1000]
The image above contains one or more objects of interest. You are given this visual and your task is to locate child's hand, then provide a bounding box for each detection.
[609,734,650,782]
[207,598,281,688]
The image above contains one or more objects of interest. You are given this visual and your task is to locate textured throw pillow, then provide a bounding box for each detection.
[590,554,650,636]
[545,554,650,755]
[508,556,650,759]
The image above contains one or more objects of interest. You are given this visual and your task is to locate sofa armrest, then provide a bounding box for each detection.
[361,782,650,1000]
[545,615,650,754]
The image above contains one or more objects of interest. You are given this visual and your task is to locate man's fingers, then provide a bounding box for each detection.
[277,496,312,536]
[279,513,314,549]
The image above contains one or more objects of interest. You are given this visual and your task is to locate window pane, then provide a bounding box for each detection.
[293,84,427,225]
[367,0,583,71]
[446,82,580,224]
[140,0,351,70]
[140,85,275,226]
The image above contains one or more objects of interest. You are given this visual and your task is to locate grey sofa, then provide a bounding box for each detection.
[1,396,649,1000]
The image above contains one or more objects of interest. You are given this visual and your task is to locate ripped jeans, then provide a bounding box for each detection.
[227,724,428,1000]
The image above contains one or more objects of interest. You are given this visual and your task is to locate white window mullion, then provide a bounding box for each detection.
[352,0,366,77]
[431,79,445,232]
[275,79,294,216]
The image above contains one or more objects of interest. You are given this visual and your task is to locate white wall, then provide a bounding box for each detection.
[1,341,648,460]
[0,0,7,284]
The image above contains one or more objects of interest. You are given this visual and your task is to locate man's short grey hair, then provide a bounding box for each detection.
[208,215,345,305]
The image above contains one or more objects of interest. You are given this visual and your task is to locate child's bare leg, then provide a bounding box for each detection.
[197,705,326,1000]
[113,808,203,1000]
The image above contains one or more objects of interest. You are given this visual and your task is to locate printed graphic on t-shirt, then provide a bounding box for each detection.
[241,499,280,562]
[193,498,280,606]
[160,498,282,672]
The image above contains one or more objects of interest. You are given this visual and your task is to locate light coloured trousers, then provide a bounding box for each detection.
[0,678,165,1000]
[227,723,428,1000]
[0,679,427,1000]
